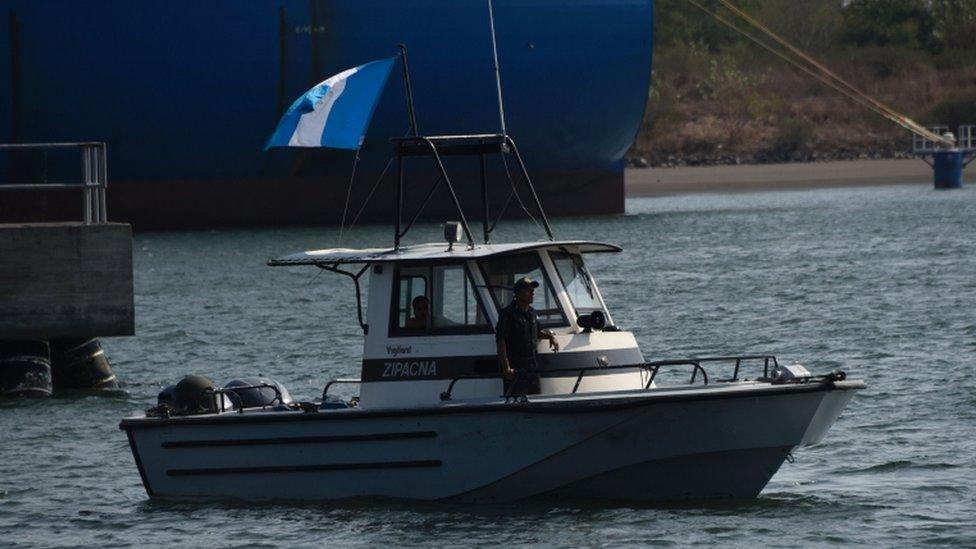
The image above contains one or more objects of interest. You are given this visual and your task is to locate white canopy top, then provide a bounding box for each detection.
[268,240,622,267]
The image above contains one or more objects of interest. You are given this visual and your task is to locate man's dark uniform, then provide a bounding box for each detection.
[495,300,542,395]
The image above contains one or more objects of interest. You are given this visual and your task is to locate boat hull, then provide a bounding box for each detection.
[122,380,861,502]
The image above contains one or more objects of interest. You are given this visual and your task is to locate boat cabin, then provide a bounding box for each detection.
[267,132,654,408]
[270,240,646,408]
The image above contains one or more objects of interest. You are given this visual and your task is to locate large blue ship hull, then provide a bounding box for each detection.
[1,1,653,229]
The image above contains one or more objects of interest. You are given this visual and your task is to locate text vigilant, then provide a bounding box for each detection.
[382,361,437,378]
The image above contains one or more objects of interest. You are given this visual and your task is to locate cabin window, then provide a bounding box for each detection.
[479,252,567,327]
[432,265,488,329]
[549,251,605,315]
[395,269,429,332]
[390,263,491,336]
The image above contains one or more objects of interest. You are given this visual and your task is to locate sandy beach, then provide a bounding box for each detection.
[625,158,976,197]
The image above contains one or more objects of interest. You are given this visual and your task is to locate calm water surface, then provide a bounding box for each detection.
[2,184,974,547]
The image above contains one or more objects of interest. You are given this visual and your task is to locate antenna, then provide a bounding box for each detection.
[398,44,420,137]
[486,0,507,135]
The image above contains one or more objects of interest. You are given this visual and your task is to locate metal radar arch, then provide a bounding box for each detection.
[388,2,555,251]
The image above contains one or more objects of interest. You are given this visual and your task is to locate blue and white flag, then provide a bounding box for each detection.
[265,57,396,150]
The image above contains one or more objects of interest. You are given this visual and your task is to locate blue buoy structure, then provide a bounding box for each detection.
[914,125,976,189]
[932,150,965,189]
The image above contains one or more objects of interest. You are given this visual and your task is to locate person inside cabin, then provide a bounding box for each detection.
[495,276,559,395]
[405,295,429,329]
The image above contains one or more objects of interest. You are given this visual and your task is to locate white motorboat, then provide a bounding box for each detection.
[120,131,864,503]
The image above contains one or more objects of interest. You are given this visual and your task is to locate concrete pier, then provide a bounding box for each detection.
[0,222,133,395]
[0,222,134,338]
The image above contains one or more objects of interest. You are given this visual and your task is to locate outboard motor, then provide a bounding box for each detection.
[157,384,177,406]
[163,375,231,415]
[224,377,292,408]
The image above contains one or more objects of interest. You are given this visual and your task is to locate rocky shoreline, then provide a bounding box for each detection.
[626,149,918,169]
[624,157,975,197]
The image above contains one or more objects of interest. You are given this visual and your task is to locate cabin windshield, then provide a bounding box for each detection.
[479,252,566,327]
[549,250,606,315]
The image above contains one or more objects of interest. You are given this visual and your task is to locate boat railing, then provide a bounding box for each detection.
[322,378,362,400]
[640,360,710,387]
[0,142,109,224]
[439,355,780,401]
[440,374,501,401]
[205,383,285,414]
[656,355,779,383]
[643,355,780,386]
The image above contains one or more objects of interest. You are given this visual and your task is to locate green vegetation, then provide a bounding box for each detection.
[633,0,976,165]
[925,89,976,130]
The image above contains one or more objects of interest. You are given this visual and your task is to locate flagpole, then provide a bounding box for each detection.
[487,0,506,136]
[398,44,419,137]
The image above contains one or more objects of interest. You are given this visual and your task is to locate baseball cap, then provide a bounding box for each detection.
[513,276,540,291]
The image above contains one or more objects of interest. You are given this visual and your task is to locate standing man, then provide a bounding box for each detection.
[496,276,559,396]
